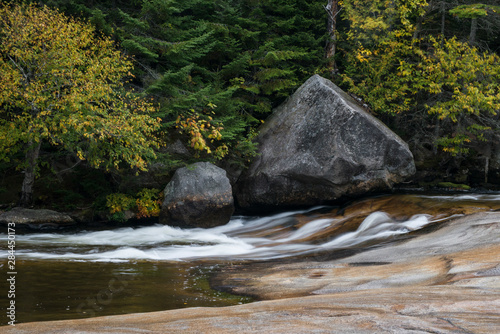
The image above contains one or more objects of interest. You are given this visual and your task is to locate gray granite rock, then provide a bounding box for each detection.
[160,162,234,228]
[236,75,415,208]
[0,207,75,228]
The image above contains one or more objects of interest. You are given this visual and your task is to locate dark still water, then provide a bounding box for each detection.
[0,260,251,325]
[2,193,500,325]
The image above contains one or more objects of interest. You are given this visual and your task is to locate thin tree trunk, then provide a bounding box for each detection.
[484,156,489,184]
[469,18,477,45]
[433,118,440,155]
[483,141,491,184]
[19,141,41,207]
[325,0,340,77]
[412,0,433,42]
[412,16,423,41]
[440,1,446,47]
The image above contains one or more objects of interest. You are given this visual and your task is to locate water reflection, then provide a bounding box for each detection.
[0,260,251,325]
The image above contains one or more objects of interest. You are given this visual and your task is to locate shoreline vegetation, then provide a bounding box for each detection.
[0,1,499,217]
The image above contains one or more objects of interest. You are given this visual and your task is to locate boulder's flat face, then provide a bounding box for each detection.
[236,75,415,208]
[0,207,75,228]
[159,162,234,228]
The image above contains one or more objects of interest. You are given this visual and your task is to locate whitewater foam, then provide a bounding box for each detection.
[0,208,437,261]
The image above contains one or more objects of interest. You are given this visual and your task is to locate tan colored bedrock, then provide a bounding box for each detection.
[4,211,500,334]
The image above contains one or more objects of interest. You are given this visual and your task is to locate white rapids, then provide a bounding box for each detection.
[0,207,438,262]
[5,193,497,262]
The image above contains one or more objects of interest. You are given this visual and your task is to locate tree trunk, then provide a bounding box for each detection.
[412,16,423,41]
[484,156,489,184]
[412,1,433,42]
[325,0,339,77]
[432,115,442,155]
[440,1,446,47]
[19,141,41,207]
[469,18,477,45]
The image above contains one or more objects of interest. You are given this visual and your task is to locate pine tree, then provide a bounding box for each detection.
[31,0,328,166]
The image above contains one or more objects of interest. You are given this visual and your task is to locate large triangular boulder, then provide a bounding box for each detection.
[235,75,415,208]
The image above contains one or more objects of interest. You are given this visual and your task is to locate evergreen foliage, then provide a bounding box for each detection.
[33,0,328,167]
[1,0,500,208]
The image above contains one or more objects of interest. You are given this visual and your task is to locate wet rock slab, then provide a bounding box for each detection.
[213,211,500,299]
[0,207,75,228]
[5,286,499,333]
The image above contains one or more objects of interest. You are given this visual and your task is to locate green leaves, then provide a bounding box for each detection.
[418,38,500,154]
[0,3,160,174]
[449,4,500,19]
[19,0,329,169]
[339,0,500,156]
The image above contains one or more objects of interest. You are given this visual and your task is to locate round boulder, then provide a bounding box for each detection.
[159,162,234,228]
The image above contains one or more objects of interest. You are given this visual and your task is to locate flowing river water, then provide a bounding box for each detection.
[2,193,500,325]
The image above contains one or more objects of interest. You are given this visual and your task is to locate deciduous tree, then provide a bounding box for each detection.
[0,3,160,206]
[339,0,500,156]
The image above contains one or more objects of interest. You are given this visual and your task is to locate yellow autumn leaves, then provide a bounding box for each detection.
[0,3,160,172]
[341,0,500,156]
[175,105,229,159]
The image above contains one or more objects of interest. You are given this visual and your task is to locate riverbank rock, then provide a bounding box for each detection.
[0,207,75,228]
[6,208,500,333]
[159,162,234,228]
[8,285,499,334]
[235,75,415,209]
